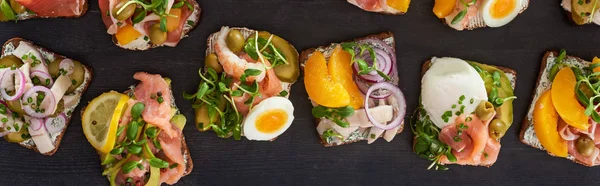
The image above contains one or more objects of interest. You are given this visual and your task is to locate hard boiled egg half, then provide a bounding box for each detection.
[482,0,525,27]
[243,97,295,141]
[421,57,488,129]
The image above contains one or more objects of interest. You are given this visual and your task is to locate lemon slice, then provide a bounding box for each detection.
[82,91,129,154]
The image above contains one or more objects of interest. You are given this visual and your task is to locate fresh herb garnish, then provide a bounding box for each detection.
[341,42,391,81]
[148,157,169,168]
[116,0,173,32]
[451,0,477,25]
[411,105,456,170]
[322,129,343,141]
[243,32,288,68]
[312,105,354,128]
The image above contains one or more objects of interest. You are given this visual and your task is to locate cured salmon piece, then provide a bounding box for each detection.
[439,114,501,165]
[133,72,177,138]
[164,1,194,47]
[16,0,85,17]
[158,126,186,184]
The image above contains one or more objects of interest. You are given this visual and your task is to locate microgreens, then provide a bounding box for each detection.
[312,105,354,128]
[451,0,477,25]
[411,105,457,171]
[243,32,289,68]
[341,42,391,81]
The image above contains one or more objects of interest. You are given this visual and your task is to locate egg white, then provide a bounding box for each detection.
[243,97,295,141]
[482,0,524,27]
[421,57,488,129]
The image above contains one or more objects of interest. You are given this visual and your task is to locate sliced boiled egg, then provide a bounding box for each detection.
[421,57,488,129]
[243,97,294,141]
[482,0,524,27]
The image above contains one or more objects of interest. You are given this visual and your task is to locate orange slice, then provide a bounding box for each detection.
[533,90,568,157]
[304,51,350,108]
[328,45,364,109]
[433,0,456,18]
[551,67,589,130]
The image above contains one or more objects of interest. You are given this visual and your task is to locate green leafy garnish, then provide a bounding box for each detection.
[312,105,354,128]
[243,32,288,68]
[549,49,567,81]
[322,129,343,141]
[0,0,16,21]
[149,158,169,168]
[116,0,175,31]
[341,42,391,81]
[450,0,477,25]
[411,106,456,170]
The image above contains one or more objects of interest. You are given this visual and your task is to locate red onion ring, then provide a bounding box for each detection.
[0,69,26,101]
[355,78,391,99]
[31,70,54,87]
[45,113,66,134]
[59,59,75,76]
[352,47,392,83]
[22,86,56,118]
[364,82,406,130]
[30,117,44,131]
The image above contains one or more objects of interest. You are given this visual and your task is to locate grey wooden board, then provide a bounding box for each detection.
[0,0,599,185]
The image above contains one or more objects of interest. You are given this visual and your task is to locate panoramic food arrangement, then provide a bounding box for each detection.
[432,0,529,30]
[413,57,516,169]
[302,32,406,146]
[185,26,297,141]
[98,0,202,50]
[0,0,88,21]
[0,38,92,155]
[522,50,600,166]
[82,72,192,185]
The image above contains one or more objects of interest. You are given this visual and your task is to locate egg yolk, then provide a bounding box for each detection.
[256,109,288,134]
[490,0,516,19]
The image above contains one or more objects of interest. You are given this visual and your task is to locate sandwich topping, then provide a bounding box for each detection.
[562,0,600,25]
[529,50,600,166]
[98,0,201,49]
[185,27,298,141]
[347,0,411,14]
[433,0,527,30]
[0,40,91,154]
[413,57,515,170]
[0,0,85,21]
[82,72,191,185]
[306,36,407,146]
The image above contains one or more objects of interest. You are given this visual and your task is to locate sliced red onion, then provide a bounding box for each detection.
[355,78,391,99]
[59,59,75,76]
[30,117,44,131]
[0,69,26,101]
[364,82,406,130]
[31,70,54,87]
[22,86,56,118]
[45,113,66,134]
[352,47,392,83]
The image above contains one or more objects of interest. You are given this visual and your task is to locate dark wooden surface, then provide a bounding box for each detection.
[0,0,599,185]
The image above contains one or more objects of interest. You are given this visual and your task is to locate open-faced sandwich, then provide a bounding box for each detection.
[347,0,410,15]
[99,0,201,50]
[561,0,600,25]
[300,32,406,147]
[412,57,516,169]
[521,50,600,166]
[0,0,87,21]
[0,38,92,155]
[184,26,297,141]
[432,0,528,31]
[82,72,192,185]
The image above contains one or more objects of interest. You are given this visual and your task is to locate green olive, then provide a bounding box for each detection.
[476,101,494,121]
[9,0,26,14]
[488,119,507,140]
[256,31,300,83]
[226,30,245,53]
[576,136,595,157]
[149,23,167,45]
[0,55,23,68]
[112,1,136,21]
[48,59,86,94]
[4,131,25,143]
[6,99,25,116]
[205,53,222,73]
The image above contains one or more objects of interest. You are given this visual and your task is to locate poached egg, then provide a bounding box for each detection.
[421,57,488,129]
[243,97,294,141]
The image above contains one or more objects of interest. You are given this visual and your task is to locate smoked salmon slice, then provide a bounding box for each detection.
[16,0,85,17]
[439,114,501,165]
[133,72,177,138]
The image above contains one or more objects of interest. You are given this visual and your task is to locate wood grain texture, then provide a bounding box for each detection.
[0,0,600,185]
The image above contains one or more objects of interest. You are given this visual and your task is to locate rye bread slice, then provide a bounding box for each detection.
[202,26,297,141]
[110,0,202,50]
[414,59,517,167]
[299,32,404,147]
[83,78,194,183]
[519,51,598,167]
[1,37,94,156]
[441,0,529,31]
[0,0,88,22]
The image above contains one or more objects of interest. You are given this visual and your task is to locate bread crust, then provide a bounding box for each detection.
[519,51,597,167]
[299,32,403,147]
[111,0,202,50]
[414,59,517,167]
[1,37,94,156]
[0,0,88,22]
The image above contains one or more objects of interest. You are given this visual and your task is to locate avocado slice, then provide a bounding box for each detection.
[469,62,515,127]
[170,114,186,131]
[101,153,116,165]
[144,166,161,186]
[256,31,300,83]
